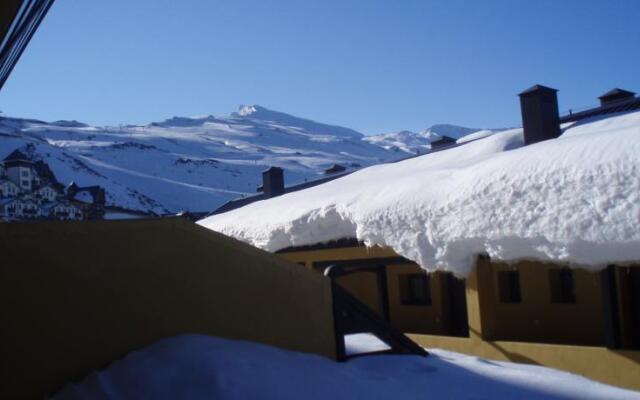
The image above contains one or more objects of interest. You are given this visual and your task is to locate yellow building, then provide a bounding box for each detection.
[278,241,640,391]
[198,85,640,390]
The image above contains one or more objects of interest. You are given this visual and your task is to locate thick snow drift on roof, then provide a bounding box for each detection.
[52,334,640,400]
[456,129,495,144]
[199,111,640,277]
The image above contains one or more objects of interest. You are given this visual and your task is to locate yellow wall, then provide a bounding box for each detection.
[336,271,383,316]
[279,244,640,390]
[0,219,337,400]
[409,334,640,391]
[387,265,451,335]
[280,247,457,336]
[475,258,605,345]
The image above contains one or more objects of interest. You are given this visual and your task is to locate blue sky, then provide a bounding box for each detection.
[0,0,639,134]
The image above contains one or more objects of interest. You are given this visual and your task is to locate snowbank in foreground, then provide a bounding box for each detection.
[199,111,640,277]
[52,334,640,400]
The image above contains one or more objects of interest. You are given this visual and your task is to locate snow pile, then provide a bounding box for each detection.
[52,334,640,400]
[456,129,494,144]
[199,111,640,277]
[423,123,482,139]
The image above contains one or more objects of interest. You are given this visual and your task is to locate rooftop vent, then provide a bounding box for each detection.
[598,88,636,107]
[324,164,346,175]
[261,166,284,198]
[518,84,561,146]
[430,136,456,149]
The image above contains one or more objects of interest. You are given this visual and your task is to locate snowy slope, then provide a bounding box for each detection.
[363,130,432,154]
[0,106,404,214]
[200,111,640,277]
[364,124,501,154]
[52,334,640,400]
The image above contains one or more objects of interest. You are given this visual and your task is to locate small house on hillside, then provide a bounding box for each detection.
[3,149,39,191]
[324,164,346,175]
[66,182,106,220]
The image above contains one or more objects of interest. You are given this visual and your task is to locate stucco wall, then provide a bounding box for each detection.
[0,218,336,399]
[387,266,452,335]
[475,258,605,345]
[409,334,640,391]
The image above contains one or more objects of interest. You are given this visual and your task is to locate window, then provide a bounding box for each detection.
[549,268,576,304]
[399,273,431,305]
[498,270,521,303]
[21,170,29,177]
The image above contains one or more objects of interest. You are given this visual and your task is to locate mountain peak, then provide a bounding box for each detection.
[231,105,364,139]
[231,104,301,122]
[235,105,263,117]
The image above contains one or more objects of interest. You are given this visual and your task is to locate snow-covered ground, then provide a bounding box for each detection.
[0,106,409,214]
[52,334,640,400]
[199,110,640,277]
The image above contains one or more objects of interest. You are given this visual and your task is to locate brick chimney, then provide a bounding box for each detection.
[518,84,561,145]
[262,167,284,198]
[598,88,635,107]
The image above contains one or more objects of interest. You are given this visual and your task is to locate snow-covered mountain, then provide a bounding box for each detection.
[364,124,502,154]
[0,106,405,214]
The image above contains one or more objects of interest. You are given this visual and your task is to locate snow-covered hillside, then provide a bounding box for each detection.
[364,124,500,154]
[200,111,640,277]
[0,106,406,214]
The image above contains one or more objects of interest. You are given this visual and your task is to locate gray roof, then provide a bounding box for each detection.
[210,171,353,215]
[598,88,636,100]
[3,149,31,163]
[519,84,558,96]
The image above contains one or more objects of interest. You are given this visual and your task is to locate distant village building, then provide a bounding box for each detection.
[324,164,346,175]
[429,135,456,149]
[0,149,105,222]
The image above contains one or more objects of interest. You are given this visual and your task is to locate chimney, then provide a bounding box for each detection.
[518,84,561,145]
[262,167,284,198]
[598,88,635,107]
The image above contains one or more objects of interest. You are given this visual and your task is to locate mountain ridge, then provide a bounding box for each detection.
[0,106,496,214]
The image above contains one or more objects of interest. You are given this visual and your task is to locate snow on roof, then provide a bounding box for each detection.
[3,149,31,162]
[42,200,77,211]
[0,198,19,206]
[456,129,494,144]
[0,178,18,186]
[73,190,94,203]
[198,111,640,277]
